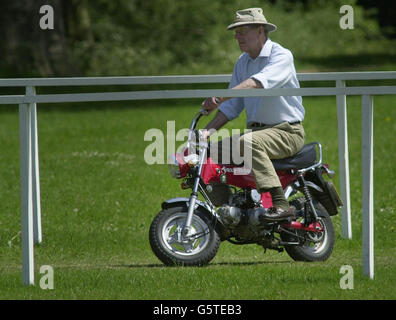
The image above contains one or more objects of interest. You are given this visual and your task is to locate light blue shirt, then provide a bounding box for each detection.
[219,38,305,126]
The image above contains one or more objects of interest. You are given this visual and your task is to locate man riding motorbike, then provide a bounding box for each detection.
[202,8,305,222]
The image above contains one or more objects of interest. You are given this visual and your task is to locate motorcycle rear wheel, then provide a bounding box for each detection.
[281,201,335,262]
[149,206,220,266]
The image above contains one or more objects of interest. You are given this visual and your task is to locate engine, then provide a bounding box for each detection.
[213,186,271,241]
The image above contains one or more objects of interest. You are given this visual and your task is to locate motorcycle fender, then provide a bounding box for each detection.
[162,197,216,215]
[161,197,228,240]
[162,197,200,210]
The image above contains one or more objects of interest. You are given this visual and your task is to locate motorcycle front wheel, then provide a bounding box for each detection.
[149,206,220,266]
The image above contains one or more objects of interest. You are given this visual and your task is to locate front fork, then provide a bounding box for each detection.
[183,147,207,236]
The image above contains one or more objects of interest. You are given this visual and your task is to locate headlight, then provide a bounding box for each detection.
[168,154,181,178]
[183,153,199,167]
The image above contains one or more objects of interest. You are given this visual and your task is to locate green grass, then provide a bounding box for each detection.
[1,95,396,299]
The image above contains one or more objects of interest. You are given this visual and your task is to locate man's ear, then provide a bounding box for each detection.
[259,25,267,38]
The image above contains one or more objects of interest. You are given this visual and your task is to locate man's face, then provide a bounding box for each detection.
[234,25,263,54]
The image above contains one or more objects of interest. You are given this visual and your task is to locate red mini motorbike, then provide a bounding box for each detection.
[149,109,343,266]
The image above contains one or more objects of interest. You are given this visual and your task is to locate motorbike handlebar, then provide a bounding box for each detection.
[191,98,219,130]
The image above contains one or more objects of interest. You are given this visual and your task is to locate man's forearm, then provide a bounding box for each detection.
[216,78,263,104]
[204,110,229,132]
[234,77,263,90]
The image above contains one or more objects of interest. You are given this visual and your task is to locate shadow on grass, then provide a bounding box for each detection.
[113,260,292,269]
[211,260,292,266]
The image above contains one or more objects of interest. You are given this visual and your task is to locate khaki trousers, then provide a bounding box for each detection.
[209,122,305,192]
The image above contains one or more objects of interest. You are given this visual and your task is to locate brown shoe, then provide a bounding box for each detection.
[260,206,296,222]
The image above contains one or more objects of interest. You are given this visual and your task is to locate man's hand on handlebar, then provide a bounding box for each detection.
[201,97,221,113]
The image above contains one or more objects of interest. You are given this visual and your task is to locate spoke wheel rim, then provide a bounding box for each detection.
[161,212,210,256]
[301,218,328,254]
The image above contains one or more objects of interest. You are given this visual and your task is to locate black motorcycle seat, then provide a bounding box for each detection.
[271,142,318,171]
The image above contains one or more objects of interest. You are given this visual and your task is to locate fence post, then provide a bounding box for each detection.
[362,94,374,279]
[336,80,352,239]
[27,86,42,244]
[19,100,34,286]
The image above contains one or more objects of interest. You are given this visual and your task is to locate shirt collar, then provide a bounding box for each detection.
[246,38,273,61]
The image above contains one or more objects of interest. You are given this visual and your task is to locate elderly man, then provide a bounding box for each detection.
[202,8,305,221]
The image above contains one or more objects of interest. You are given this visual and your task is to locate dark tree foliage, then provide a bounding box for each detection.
[0,0,232,77]
[357,0,396,38]
[270,0,396,38]
[0,0,75,77]
[0,0,394,77]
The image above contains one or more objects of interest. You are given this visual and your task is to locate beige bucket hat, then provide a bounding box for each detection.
[227,8,277,32]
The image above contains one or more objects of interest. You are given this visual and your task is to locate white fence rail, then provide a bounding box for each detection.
[1,71,396,285]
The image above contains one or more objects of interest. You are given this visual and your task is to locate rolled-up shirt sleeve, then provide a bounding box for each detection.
[218,97,244,121]
[251,49,294,89]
